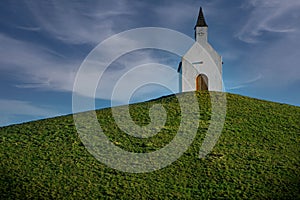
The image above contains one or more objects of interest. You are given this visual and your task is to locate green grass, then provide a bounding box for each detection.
[1,91,299,199]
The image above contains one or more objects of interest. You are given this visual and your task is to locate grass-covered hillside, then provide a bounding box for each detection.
[1,91,299,199]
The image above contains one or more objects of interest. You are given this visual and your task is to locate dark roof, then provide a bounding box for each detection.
[194,7,208,29]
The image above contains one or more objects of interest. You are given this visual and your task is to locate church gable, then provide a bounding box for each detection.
[183,42,222,72]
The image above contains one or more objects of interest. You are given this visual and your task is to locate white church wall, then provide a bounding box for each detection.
[181,42,222,92]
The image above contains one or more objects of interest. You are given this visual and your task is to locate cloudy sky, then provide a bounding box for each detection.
[1,0,300,127]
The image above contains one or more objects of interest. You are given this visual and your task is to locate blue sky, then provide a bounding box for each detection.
[1,0,300,127]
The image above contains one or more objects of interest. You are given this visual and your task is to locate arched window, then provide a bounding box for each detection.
[196,74,208,91]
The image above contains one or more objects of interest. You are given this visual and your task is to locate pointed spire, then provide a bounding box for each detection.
[195,7,208,29]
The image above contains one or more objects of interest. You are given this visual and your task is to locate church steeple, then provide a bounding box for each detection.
[195,7,208,29]
[194,7,208,43]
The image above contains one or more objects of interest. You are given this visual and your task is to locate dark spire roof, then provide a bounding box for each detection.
[195,7,208,29]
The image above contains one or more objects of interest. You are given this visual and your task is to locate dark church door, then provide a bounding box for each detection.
[196,74,208,91]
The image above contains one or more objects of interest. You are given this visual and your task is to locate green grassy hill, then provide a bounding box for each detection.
[1,92,299,199]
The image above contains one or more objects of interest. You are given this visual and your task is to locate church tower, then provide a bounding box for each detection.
[195,7,208,43]
[178,7,222,92]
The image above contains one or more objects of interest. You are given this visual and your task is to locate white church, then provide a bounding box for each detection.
[178,7,223,92]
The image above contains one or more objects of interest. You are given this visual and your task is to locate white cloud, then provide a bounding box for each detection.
[226,74,263,90]
[74,48,180,103]
[24,0,134,44]
[0,99,61,127]
[0,34,77,92]
[0,99,59,116]
[236,0,300,43]
[15,26,41,32]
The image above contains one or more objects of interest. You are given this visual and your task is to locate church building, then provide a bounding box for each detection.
[178,7,223,92]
